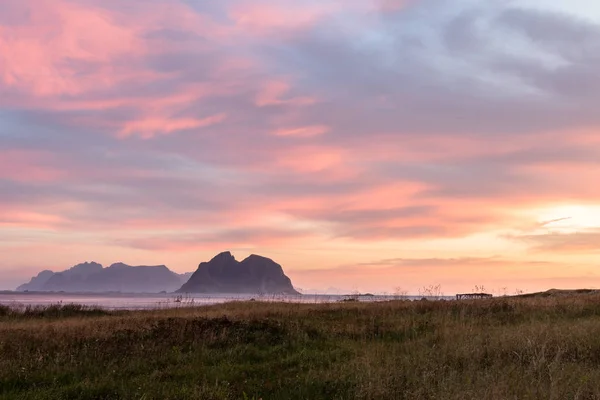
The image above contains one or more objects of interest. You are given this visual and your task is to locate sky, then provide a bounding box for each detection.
[1,0,600,294]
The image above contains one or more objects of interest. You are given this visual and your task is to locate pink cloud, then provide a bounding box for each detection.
[273,125,330,138]
[0,0,239,139]
[0,0,141,97]
[2,0,600,293]
[228,1,332,36]
[0,208,65,229]
[0,0,323,142]
[0,150,66,183]
[271,145,356,179]
[119,228,317,252]
[119,113,227,139]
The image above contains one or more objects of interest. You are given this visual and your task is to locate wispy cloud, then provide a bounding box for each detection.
[1,0,600,291]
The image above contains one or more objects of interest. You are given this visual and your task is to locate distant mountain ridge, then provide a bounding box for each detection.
[178,251,299,294]
[17,270,55,292]
[17,262,192,293]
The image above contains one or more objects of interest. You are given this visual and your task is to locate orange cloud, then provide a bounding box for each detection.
[270,145,358,182]
[288,257,600,294]
[0,208,65,229]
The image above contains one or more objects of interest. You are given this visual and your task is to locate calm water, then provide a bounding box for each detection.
[0,292,448,310]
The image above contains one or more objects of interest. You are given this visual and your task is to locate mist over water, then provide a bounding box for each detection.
[0,293,453,310]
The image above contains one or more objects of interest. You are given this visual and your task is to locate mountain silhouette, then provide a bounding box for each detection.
[17,262,192,293]
[178,251,299,294]
[16,270,55,292]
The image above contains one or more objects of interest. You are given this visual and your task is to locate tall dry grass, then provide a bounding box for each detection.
[2,296,600,399]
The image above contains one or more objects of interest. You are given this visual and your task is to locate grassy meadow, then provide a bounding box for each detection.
[3,295,600,399]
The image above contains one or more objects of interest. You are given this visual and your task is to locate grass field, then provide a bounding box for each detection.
[3,295,600,399]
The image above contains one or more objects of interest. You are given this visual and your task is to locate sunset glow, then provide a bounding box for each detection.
[1,0,599,294]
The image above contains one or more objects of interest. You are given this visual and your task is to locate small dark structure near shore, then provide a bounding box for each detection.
[456,293,493,300]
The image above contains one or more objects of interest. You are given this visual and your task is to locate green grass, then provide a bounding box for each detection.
[0,304,111,320]
[3,296,600,399]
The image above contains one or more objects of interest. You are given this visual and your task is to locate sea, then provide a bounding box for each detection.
[0,292,452,310]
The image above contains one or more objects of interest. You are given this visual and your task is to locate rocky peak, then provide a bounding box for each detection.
[66,262,104,277]
[36,270,55,279]
[178,251,299,295]
[210,251,236,263]
[107,262,130,269]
